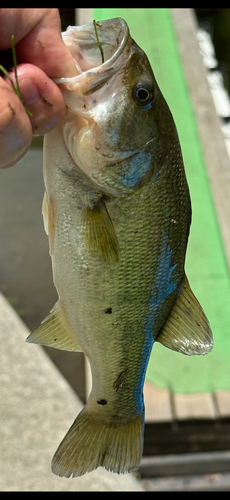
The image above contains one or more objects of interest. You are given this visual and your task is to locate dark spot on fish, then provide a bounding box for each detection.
[101,193,111,203]
[54,339,57,342]
[97,399,107,405]
[196,321,201,327]
[101,450,107,465]
[105,307,112,314]
[134,229,139,234]
[113,369,129,392]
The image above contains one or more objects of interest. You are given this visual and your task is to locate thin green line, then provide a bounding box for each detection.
[93,19,104,64]
[11,35,20,96]
[0,35,33,117]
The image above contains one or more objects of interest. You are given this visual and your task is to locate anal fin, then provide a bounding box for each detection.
[26,302,82,352]
[156,274,213,356]
[83,198,119,263]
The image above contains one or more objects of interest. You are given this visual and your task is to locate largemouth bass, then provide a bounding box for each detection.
[27,17,213,477]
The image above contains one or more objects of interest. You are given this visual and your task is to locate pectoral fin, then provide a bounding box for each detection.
[26,302,83,352]
[156,275,213,356]
[83,198,119,263]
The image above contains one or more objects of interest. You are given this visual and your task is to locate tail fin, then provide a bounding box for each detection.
[51,405,143,477]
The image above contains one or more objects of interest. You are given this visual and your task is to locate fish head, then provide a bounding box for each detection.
[54,18,178,195]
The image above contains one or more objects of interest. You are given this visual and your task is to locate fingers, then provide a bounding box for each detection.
[8,64,67,135]
[0,61,67,168]
[17,10,78,78]
[0,8,78,168]
[0,8,78,78]
[0,8,48,48]
[0,77,32,168]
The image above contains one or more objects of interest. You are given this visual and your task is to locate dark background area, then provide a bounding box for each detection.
[195,8,230,96]
[59,8,75,31]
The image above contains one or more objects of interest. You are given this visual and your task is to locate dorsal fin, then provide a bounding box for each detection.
[26,302,82,352]
[156,274,213,356]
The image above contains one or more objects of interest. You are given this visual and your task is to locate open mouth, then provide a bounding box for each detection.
[54,18,145,193]
[54,18,130,96]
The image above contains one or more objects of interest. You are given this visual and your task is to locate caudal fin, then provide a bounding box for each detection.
[52,406,143,477]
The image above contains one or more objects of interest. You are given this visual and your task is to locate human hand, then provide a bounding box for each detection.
[0,8,78,168]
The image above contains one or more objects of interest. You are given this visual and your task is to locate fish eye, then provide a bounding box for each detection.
[132,82,154,106]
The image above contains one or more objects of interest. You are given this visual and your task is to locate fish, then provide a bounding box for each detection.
[26,17,213,477]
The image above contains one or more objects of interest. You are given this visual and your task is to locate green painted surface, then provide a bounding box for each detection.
[93,9,230,393]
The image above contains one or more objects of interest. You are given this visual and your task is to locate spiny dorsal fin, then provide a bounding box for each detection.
[83,198,120,263]
[26,302,82,352]
[156,274,213,356]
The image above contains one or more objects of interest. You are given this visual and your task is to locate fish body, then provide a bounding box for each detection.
[27,18,213,477]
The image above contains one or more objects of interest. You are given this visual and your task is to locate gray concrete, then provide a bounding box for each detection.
[0,139,54,331]
[0,140,86,401]
[0,291,144,491]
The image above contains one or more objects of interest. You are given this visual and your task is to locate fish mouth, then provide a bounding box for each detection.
[54,18,130,99]
[54,18,145,194]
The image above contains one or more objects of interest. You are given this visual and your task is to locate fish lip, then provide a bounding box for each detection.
[53,17,130,95]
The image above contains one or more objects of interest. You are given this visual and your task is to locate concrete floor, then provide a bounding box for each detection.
[0,137,85,401]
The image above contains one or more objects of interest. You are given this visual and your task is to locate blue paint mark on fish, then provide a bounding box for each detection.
[142,235,179,339]
[118,150,152,188]
[141,101,152,112]
[134,236,179,414]
[134,332,154,416]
